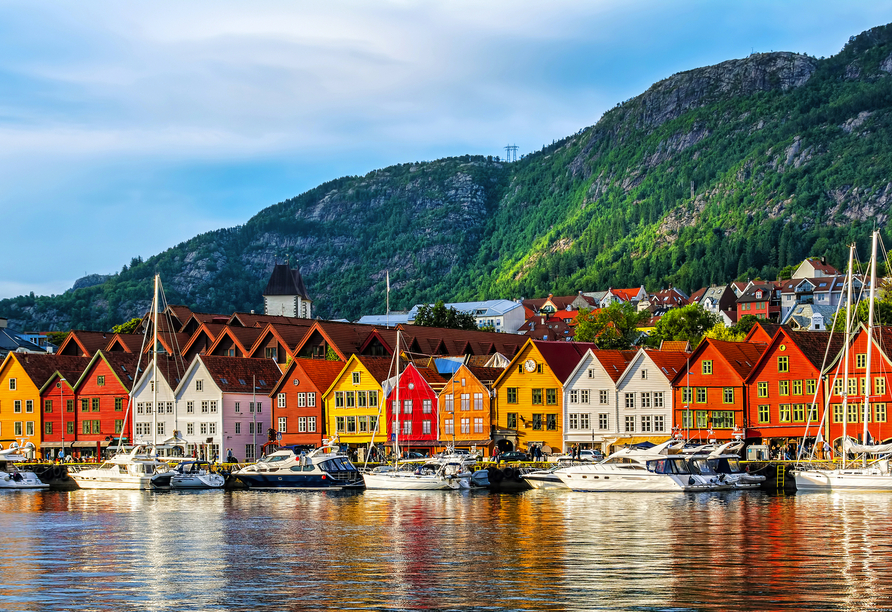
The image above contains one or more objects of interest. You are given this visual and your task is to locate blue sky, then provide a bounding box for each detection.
[2,1,890,299]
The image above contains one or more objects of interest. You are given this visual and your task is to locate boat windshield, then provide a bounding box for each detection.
[647,458,693,475]
[690,458,717,475]
[710,457,742,474]
[263,455,290,463]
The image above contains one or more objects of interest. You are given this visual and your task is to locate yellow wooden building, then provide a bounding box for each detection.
[437,364,503,456]
[321,354,393,459]
[492,339,595,454]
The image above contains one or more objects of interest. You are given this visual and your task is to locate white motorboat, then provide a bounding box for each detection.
[555,440,732,492]
[69,445,172,490]
[235,440,364,490]
[685,441,765,490]
[162,461,225,489]
[521,458,576,489]
[0,443,49,491]
[363,458,472,490]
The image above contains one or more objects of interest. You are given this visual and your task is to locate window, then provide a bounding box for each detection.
[545,389,557,405]
[45,422,53,435]
[297,393,306,408]
[460,394,470,411]
[234,422,240,434]
[588,369,595,379]
[14,422,22,436]
[877,403,887,423]
[14,400,21,414]
[654,415,664,432]
[641,369,648,380]
[347,416,356,433]
[201,401,209,414]
[792,380,803,396]
[505,387,518,404]
[682,388,692,404]
[723,388,734,404]
[473,394,483,410]
[297,417,307,433]
[712,411,734,428]
[423,399,432,414]
[779,381,789,396]
[278,393,286,408]
[579,413,590,429]
[402,421,412,435]
[44,400,52,413]
[640,392,651,408]
[599,390,608,405]
[702,360,713,375]
[792,404,806,422]
[423,420,432,434]
[758,405,770,423]
[506,413,517,429]
[641,415,652,432]
[808,403,818,421]
[336,416,346,433]
[97,375,105,387]
[308,393,317,407]
[265,347,277,360]
[546,414,557,430]
[569,413,579,429]
[849,378,858,396]
[532,389,543,405]
[654,392,663,408]
[8,379,15,391]
[682,410,693,429]
[308,416,317,432]
[157,422,165,436]
[278,417,287,433]
[256,402,262,413]
[624,416,634,432]
[778,356,789,373]
[876,378,887,396]
[115,398,123,412]
[444,419,454,435]
[196,380,203,392]
[245,444,256,462]
[91,398,99,412]
[570,390,578,404]
[66,400,74,413]
[832,404,843,423]
[848,404,859,423]
[696,388,707,403]
[833,378,844,395]
[458,418,469,434]
[67,422,74,435]
[210,401,218,414]
[200,423,208,435]
[474,418,483,433]
[599,413,609,430]
[580,389,590,404]
[335,392,344,408]
[346,392,355,408]
[537,363,543,374]
[806,379,817,395]
[357,391,366,408]
[403,399,412,414]
[115,420,123,434]
[779,404,791,422]
[532,414,542,430]
[352,372,361,385]
[445,395,454,413]
[187,401,194,414]
[856,353,867,369]
[696,411,708,428]
[625,393,634,409]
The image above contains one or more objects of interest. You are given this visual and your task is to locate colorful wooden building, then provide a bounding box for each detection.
[322,355,392,459]
[385,363,445,455]
[437,364,503,456]
[269,358,344,448]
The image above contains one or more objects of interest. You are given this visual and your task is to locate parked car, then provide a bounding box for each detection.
[498,451,530,462]
[555,450,603,462]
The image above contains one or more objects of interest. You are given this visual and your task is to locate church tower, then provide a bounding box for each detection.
[263,261,312,318]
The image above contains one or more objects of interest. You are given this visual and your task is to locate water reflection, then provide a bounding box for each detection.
[0,490,891,610]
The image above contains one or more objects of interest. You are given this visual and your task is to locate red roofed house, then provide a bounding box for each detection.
[386,363,446,455]
[269,358,345,448]
[438,364,503,456]
[671,338,767,442]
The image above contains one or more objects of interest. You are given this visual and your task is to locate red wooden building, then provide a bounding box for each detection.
[269,358,344,448]
[824,324,892,445]
[37,356,91,460]
[671,338,766,441]
[744,327,843,443]
[386,363,446,454]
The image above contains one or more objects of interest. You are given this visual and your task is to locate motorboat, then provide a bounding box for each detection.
[152,461,225,489]
[69,444,172,490]
[0,443,49,491]
[234,440,364,490]
[363,457,472,490]
[521,458,576,489]
[555,440,732,492]
[685,441,765,490]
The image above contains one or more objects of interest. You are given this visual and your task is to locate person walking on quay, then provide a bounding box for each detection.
[824,440,833,462]
[493,446,500,463]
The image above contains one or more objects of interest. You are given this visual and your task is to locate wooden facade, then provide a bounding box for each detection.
[437,365,501,455]
[385,363,444,453]
[269,358,343,448]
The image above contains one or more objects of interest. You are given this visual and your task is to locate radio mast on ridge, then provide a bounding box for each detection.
[504,144,518,162]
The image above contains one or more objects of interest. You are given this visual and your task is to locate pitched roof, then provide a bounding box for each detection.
[248,323,314,356]
[198,355,282,394]
[57,330,114,357]
[270,358,346,397]
[207,327,264,356]
[13,354,91,389]
[228,312,313,328]
[532,340,599,383]
[705,339,767,380]
[645,350,690,382]
[0,328,43,355]
[263,262,310,299]
[75,351,144,392]
[589,349,638,382]
[466,366,505,385]
[353,355,398,384]
[659,340,691,352]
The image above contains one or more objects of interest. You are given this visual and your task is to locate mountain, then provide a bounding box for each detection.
[4,23,892,332]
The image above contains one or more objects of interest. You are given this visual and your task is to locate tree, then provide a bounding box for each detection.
[832,298,892,332]
[413,301,478,331]
[703,322,745,342]
[733,314,760,336]
[46,331,69,348]
[112,317,141,335]
[574,303,648,349]
[649,304,719,347]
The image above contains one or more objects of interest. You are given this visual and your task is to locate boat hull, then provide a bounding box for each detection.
[170,474,225,489]
[70,473,155,490]
[362,472,460,490]
[0,471,48,490]
[237,472,362,490]
[522,472,568,489]
[793,468,892,491]
[557,470,724,492]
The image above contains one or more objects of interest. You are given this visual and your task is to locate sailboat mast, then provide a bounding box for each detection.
[152,274,159,447]
[863,231,878,466]
[842,245,854,467]
[394,329,400,461]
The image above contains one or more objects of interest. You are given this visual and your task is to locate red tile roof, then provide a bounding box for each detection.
[15,354,92,390]
[590,349,637,382]
[532,340,599,383]
[199,355,283,394]
[707,339,767,380]
[270,358,345,397]
[58,330,115,357]
[645,350,690,381]
[659,340,691,352]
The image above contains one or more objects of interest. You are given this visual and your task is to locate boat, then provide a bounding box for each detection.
[521,458,576,489]
[684,441,766,490]
[0,443,49,490]
[169,461,225,489]
[234,439,364,490]
[792,231,892,491]
[69,444,172,490]
[555,440,732,492]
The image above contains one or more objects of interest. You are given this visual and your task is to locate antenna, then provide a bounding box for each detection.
[504,144,519,162]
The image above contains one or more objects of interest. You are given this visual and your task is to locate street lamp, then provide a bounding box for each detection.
[57,377,66,463]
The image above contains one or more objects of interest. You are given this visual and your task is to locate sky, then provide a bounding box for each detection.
[2,1,891,300]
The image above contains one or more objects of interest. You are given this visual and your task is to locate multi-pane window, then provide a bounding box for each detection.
[625,393,634,409]
[25,400,34,413]
[654,415,664,432]
[833,379,844,395]
[115,398,124,411]
[654,392,663,408]
[532,414,542,430]
[532,389,543,405]
[196,380,203,392]
[876,378,887,396]
[712,411,734,428]
[696,388,707,403]
[779,381,789,396]
[352,372,361,385]
[808,403,818,421]
[580,413,590,429]
[682,388,692,404]
[696,411,708,428]
[580,389,590,404]
[682,410,693,429]
[546,414,557,430]
[200,423,208,435]
[856,353,867,369]
[444,419,454,435]
[474,418,483,433]
[473,393,483,410]
[308,417,317,432]
[347,417,356,433]
[641,415,652,432]
[14,400,22,414]
[599,390,608,405]
[569,414,579,429]
[66,400,74,413]
[460,394,470,411]
[640,392,651,408]
[792,404,805,422]
[335,417,345,432]
[624,416,634,432]
[723,388,734,404]
[91,398,99,412]
[335,392,344,407]
[245,445,256,462]
[278,417,287,433]
[701,360,713,375]
[423,420,432,435]
[570,390,579,404]
[806,379,817,395]
[346,392,355,408]
[506,413,517,429]
[848,404,859,423]
[877,403,888,423]
[599,413,609,430]
[44,400,52,413]
[758,405,770,423]
[266,347,277,360]
[297,393,306,407]
[403,400,412,414]
[545,389,557,405]
[402,421,412,435]
[114,420,123,434]
[187,401,194,414]
[45,422,52,435]
[779,404,791,422]
[201,401,209,413]
[157,422,165,436]
[777,356,789,373]
[792,380,803,396]
[97,375,105,386]
[233,422,239,434]
[278,394,286,408]
[848,378,857,396]
[445,395,454,412]
[298,417,307,432]
[460,418,470,434]
[506,388,518,404]
[423,399,432,414]
[8,379,15,390]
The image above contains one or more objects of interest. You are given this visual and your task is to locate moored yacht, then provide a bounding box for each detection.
[69,445,172,490]
[234,440,363,490]
[0,443,49,491]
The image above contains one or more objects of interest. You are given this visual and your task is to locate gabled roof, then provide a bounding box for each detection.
[659,340,691,352]
[466,366,505,385]
[195,355,282,394]
[180,323,230,355]
[269,358,345,397]
[299,320,378,360]
[57,330,114,357]
[743,321,783,344]
[206,326,264,356]
[737,282,778,303]
[649,287,690,307]
[352,355,398,384]
[673,338,766,384]
[532,340,599,384]
[166,305,195,328]
[263,262,310,299]
[588,349,638,383]
[146,331,192,356]
[645,350,690,382]
[746,328,846,383]
[228,312,313,328]
[7,353,91,390]
[105,333,144,353]
[247,323,313,358]
[72,351,144,392]
[0,328,43,355]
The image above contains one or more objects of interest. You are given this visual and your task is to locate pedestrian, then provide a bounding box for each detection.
[824,440,833,462]
[493,446,500,463]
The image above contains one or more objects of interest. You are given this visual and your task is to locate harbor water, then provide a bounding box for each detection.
[0,489,890,611]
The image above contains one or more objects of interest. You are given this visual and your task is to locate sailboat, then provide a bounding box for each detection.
[362,330,470,490]
[793,231,892,491]
[70,275,172,490]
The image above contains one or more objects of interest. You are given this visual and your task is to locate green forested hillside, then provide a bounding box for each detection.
[4,23,892,331]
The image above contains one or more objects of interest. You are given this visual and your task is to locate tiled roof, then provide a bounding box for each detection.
[659,340,691,352]
[107,333,144,353]
[785,330,846,372]
[533,340,599,383]
[802,258,840,275]
[151,354,190,389]
[79,351,145,391]
[250,323,313,354]
[199,355,282,394]
[166,305,195,327]
[708,339,767,380]
[377,326,523,359]
[300,320,377,358]
[209,327,264,354]
[466,366,505,385]
[228,312,313,328]
[262,262,310,299]
[688,287,707,303]
[589,349,637,382]
[353,355,398,384]
[15,354,91,389]
[645,350,690,381]
[58,330,114,357]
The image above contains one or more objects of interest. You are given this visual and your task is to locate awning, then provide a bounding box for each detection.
[609,436,672,447]
[72,441,112,448]
[39,442,63,449]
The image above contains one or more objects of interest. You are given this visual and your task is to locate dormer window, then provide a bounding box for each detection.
[755,291,762,299]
